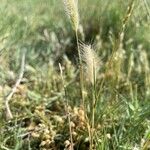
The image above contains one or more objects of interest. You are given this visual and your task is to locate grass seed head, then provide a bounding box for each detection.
[80,43,100,85]
[63,0,79,31]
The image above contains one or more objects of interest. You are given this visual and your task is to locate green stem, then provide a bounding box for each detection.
[90,64,97,150]
[59,64,74,150]
[75,30,84,106]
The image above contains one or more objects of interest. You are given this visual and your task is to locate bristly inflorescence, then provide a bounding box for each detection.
[80,43,100,85]
[63,0,79,31]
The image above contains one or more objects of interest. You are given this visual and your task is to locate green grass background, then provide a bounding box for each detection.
[0,0,150,149]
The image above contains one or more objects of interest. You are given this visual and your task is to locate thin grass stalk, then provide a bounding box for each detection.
[75,30,84,106]
[5,50,26,120]
[108,0,135,63]
[127,53,134,83]
[79,43,100,149]
[59,63,74,150]
[143,0,150,20]
[106,0,135,90]
[90,59,97,150]
[63,0,84,105]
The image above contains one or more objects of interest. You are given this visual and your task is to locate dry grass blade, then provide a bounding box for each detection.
[5,50,26,120]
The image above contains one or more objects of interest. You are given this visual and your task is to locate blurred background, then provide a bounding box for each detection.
[0,0,150,149]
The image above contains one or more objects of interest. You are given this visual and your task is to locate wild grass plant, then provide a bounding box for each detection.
[0,0,150,150]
